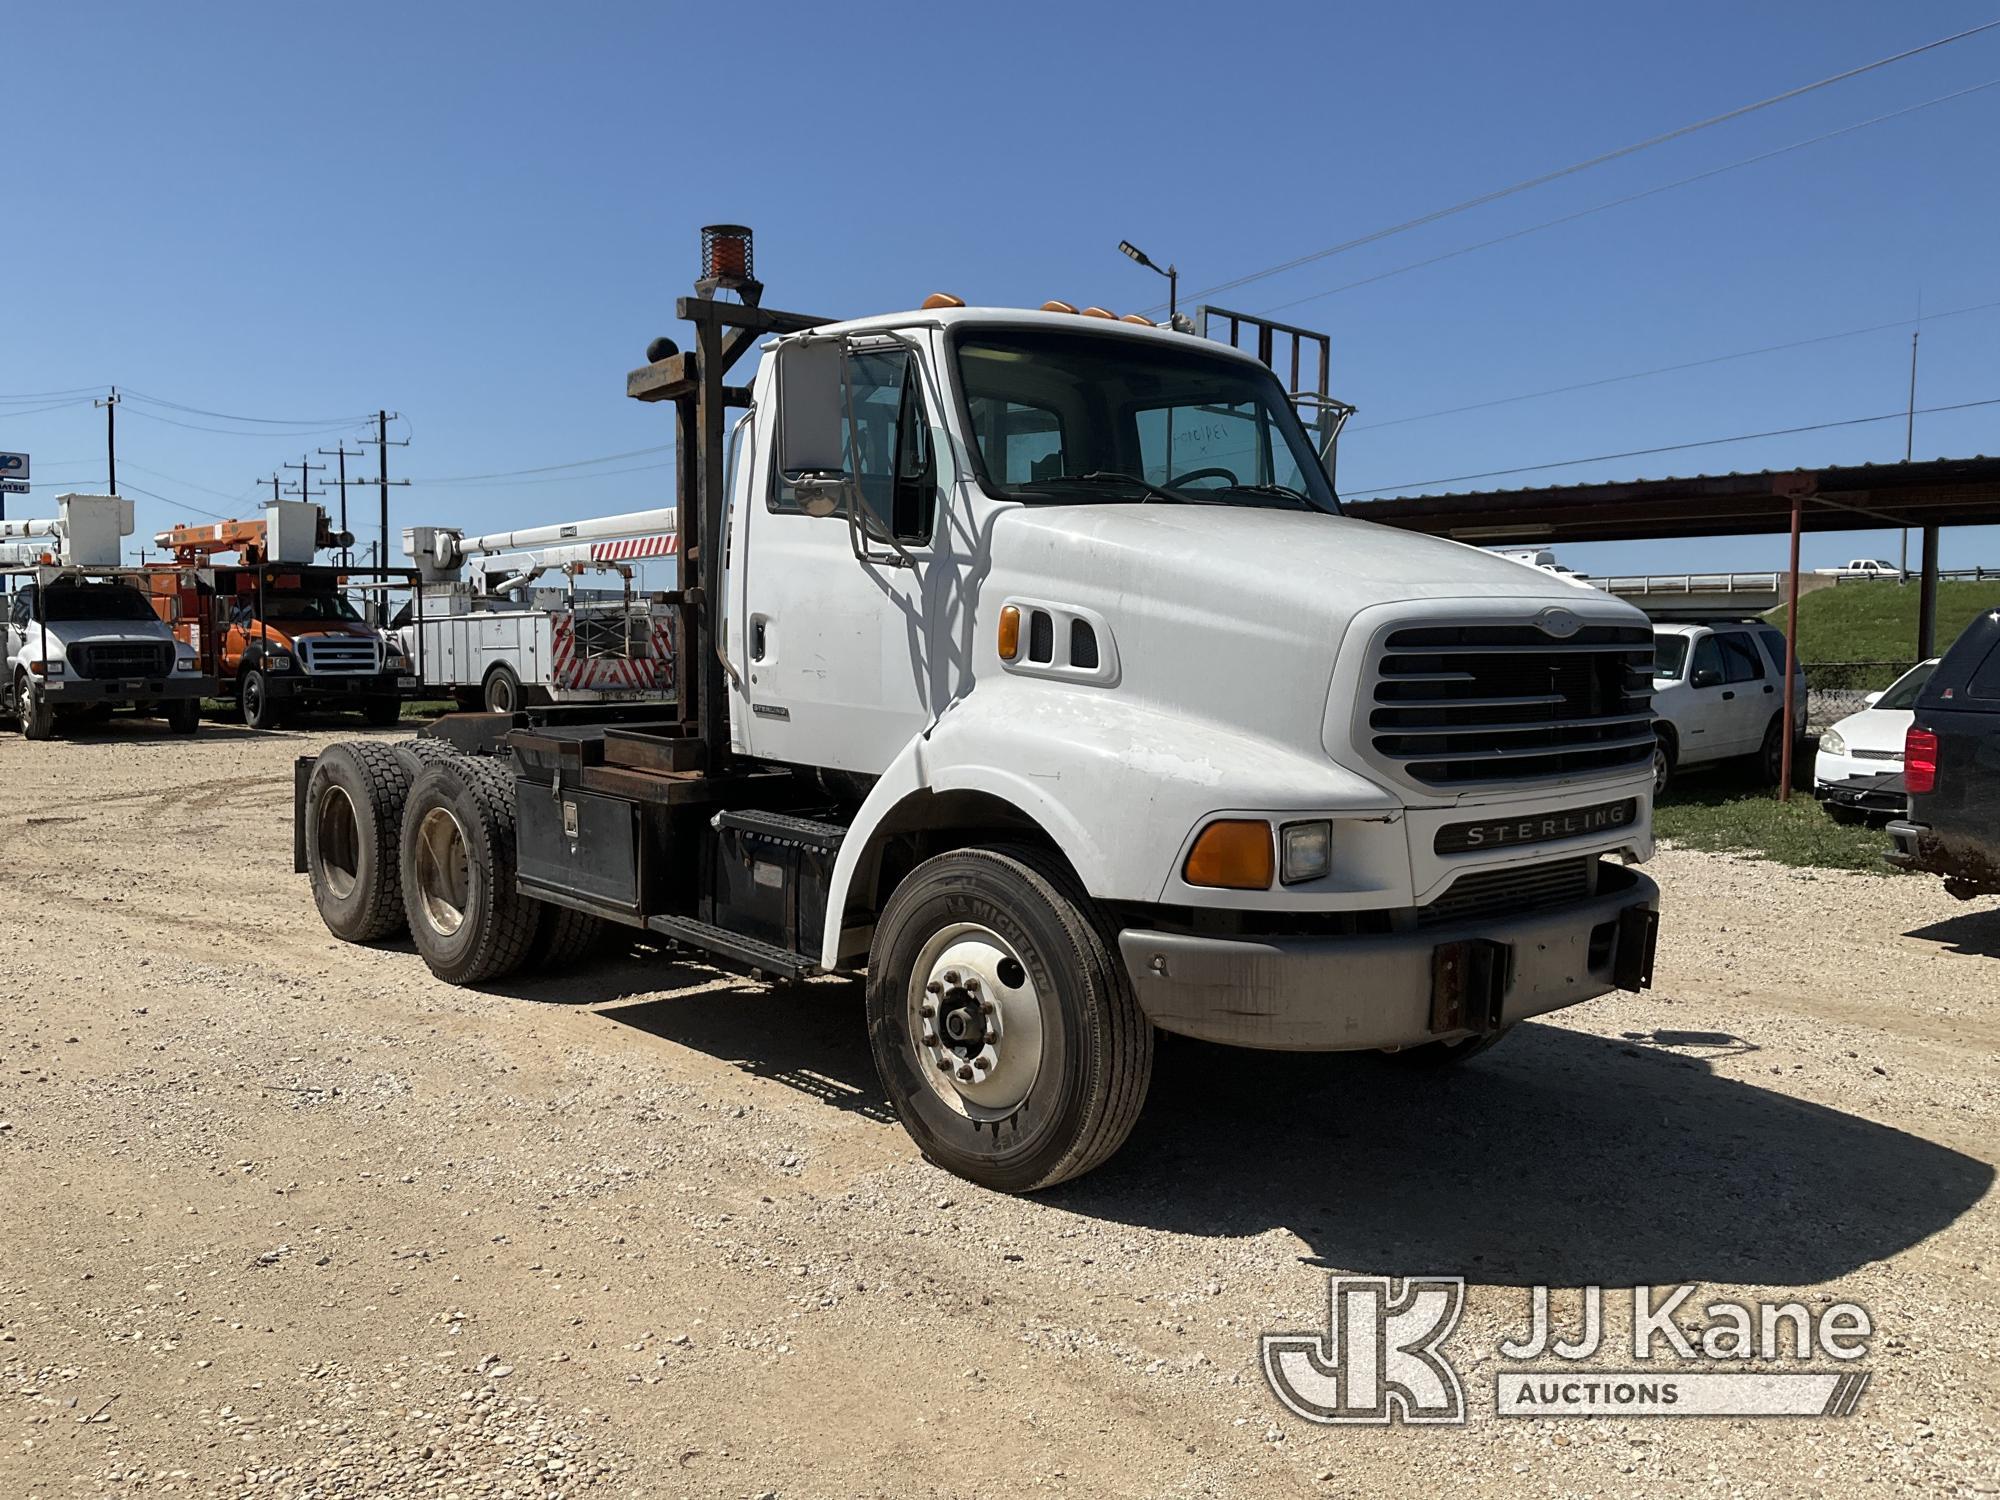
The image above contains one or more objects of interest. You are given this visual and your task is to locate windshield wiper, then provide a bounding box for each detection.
[1214,481,1319,511]
[1072,471,1184,504]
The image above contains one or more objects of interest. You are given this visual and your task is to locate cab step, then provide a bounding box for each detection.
[645,914,818,981]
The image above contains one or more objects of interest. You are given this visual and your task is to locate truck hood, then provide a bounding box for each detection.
[34,619,176,648]
[991,502,1617,610]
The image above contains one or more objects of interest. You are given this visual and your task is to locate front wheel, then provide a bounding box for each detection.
[240,669,281,730]
[361,695,402,728]
[163,696,201,735]
[16,672,56,741]
[1652,731,1676,800]
[865,846,1153,1193]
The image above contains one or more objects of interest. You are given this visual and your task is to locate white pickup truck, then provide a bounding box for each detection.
[298,248,1661,1191]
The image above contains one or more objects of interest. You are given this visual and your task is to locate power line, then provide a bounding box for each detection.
[1145,18,2000,313]
[121,388,379,427]
[0,385,107,402]
[118,460,263,503]
[422,460,678,489]
[1261,77,2000,318]
[412,442,677,485]
[0,398,95,421]
[118,405,374,439]
[1345,395,2000,497]
[112,481,231,523]
[1356,295,2000,432]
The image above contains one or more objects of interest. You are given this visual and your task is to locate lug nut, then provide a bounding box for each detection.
[919,1002,936,1018]
[957,1066,974,1082]
[964,976,981,992]
[925,980,943,995]
[921,1027,936,1045]
[936,1056,953,1072]
[979,1000,995,1015]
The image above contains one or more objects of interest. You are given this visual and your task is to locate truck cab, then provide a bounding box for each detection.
[4,572,208,738]
[145,502,415,728]
[300,261,1663,1192]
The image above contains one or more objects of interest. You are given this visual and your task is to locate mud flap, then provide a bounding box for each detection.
[1430,939,1511,1036]
[1613,905,1659,993]
[292,755,317,875]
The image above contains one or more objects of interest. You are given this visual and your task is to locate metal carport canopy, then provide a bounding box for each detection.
[1344,454,2000,544]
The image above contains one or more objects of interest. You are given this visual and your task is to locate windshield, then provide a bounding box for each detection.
[255,591,361,623]
[1875,659,1937,711]
[38,583,159,623]
[954,328,1339,513]
[1653,634,1689,680]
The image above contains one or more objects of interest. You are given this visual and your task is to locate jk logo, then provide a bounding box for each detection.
[1261,1276,1467,1425]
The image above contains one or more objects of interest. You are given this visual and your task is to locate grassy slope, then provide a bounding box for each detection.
[1652,777,1899,874]
[1764,578,2000,669]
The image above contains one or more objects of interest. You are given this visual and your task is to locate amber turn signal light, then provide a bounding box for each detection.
[1183,820,1274,890]
[998,604,1021,661]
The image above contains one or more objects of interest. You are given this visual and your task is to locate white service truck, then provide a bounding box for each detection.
[397,509,677,712]
[2,494,212,739]
[297,234,1660,1192]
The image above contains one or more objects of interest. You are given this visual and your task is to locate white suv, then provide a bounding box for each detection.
[1649,620,1807,795]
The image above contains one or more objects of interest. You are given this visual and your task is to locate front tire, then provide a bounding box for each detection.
[362,695,402,727]
[865,846,1153,1193]
[1652,729,1677,800]
[163,696,201,735]
[17,672,56,741]
[1758,714,1790,787]
[240,668,281,730]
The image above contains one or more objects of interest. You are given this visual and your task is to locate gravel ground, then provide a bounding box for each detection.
[0,722,1995,1498]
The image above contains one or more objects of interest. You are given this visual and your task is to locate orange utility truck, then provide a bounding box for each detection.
[146,500,415,729]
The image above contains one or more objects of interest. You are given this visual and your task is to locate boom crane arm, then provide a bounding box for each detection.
[154,509,352,565]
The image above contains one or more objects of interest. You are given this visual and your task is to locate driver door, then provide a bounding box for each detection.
[734,343,944,773]
[4,587,30,675]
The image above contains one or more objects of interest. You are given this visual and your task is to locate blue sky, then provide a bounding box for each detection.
[5,1,1999,577]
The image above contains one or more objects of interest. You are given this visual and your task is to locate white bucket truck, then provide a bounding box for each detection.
[3,494,212,739]
[399,508,678,712]
[298,229,1659,1192]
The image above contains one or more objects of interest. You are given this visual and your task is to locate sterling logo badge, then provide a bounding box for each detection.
[1536,604,1582,639]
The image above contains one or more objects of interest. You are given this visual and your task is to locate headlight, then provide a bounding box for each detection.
[1820,727,1846,756]
[32,659,63,676]
[174,651,199,673]
[1280,821,1333,885]
[266,652,294,672]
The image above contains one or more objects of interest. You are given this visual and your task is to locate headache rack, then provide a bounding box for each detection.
[1370,621,1656,788]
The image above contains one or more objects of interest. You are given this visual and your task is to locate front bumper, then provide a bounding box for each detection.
[44,674,214,705]
[1118,866,1660,1051]
[1815,770,1907,817]
[266,671,407,702]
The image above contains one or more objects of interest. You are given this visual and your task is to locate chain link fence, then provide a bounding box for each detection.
[1802,661,1917,731]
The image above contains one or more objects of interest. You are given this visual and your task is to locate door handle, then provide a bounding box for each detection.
[1764,684,1775,694]
[1721,690,1735,700]
[750,617,767,662]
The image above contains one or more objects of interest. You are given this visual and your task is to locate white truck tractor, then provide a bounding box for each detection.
[3,494,212,739]
[296,232,1660,1192]
[398,508,678,712]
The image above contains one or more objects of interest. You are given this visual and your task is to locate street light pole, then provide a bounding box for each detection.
[1118,240,1178,325]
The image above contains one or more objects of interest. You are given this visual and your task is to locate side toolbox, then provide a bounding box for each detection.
[703,809,846,956]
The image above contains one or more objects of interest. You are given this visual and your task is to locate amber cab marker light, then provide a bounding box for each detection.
[998,605,1022,661]
[1184,820,1275,890]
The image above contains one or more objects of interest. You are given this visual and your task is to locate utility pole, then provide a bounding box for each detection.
[93,387,121,495]
[317,441,365,566]
[281,454,329,508]
[262,473,282,504]
[1900,329,1919,580]
[357,410,410,579]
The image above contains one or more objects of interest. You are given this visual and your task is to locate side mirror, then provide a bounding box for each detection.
[1691,667,1722,689]
[776,337,849,478]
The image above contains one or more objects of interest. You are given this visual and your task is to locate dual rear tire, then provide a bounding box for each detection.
[303,740,601,980]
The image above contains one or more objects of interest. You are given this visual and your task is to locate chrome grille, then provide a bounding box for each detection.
[1418,855,1596,928]
[1371,623,1654,787]
[71,641,174,680]
[297,636,381,675]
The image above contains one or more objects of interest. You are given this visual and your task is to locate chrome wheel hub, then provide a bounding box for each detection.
[909,923,1043,1118]
[413,806,472,938]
